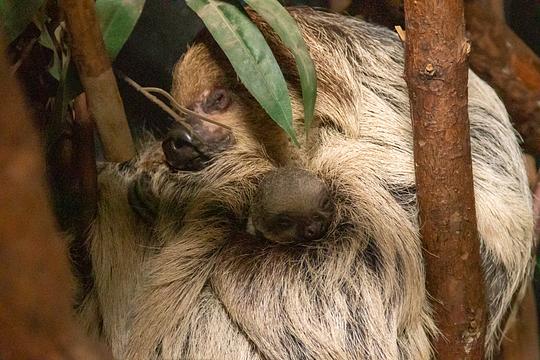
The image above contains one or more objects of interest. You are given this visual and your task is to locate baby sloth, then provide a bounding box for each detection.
[127,166,334,244]
[248,168,334,244]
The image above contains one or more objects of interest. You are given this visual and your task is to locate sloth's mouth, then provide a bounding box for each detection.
[127,173,158,224]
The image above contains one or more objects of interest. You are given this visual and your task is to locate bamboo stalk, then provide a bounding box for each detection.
[59,0,135,162]
[404,1,487,358]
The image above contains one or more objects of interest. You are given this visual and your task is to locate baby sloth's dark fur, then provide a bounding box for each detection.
[76,7,534,360]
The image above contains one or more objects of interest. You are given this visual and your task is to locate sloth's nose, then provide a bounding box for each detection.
[304,221,325,241]
[162,126,210,171]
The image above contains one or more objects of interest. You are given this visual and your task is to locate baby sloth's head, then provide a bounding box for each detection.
[248,168,334,245]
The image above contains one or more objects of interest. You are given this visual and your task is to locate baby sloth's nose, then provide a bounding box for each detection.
[303,220,326,241]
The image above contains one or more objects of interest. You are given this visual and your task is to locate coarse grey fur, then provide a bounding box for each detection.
[76,7,534,360]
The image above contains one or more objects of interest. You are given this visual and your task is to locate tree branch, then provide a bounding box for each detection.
[499,283,540,360]
[349,0,540,156]
[404,1,487,358]
[59,0,135,162]
[465,0,540,156]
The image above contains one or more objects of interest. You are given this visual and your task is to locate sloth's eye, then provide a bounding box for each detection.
[202,88,231,114]
[275,216,293,229]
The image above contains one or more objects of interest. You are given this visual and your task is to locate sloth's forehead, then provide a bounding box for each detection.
[264,193,325,214]
[173,43,233,106]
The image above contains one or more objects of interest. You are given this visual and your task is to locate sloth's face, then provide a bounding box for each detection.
[124,40,306,225]
[166,41,295,171]
[161,87,237,171]
[258,207,333,244]
[249,169,335,245]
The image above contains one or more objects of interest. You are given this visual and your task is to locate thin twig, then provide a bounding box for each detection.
[118,72,231,131]
[117,72,205,143]
[119,72,182,122]
[144,87,232,131]
[394,26,406,42]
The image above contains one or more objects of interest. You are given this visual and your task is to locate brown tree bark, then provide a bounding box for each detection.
[349,0,540,156]
[0,35,111,359]
[404,1,487,359]
[465,0,540,157]
[498,284,540,360]
[59,0,135,162]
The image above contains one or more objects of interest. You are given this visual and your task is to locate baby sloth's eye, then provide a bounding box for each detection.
[202,88,231,114]
[274,215,294,229]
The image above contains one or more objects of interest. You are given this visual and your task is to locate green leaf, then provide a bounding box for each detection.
[96,0,146,59]
[37,22,62,80]
[186,0,298,145]
[244,0,317,132]
[0,0,44,42]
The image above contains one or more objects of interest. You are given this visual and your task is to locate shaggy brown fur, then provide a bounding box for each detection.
[77,7,534,360]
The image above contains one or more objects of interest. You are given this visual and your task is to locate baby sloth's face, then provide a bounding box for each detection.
[249,168,335,245]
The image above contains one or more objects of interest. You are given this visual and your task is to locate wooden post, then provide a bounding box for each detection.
[59,0,135,162]
[403,1,487,359]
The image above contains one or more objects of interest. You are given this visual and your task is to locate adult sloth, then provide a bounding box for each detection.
[76,7,534,360]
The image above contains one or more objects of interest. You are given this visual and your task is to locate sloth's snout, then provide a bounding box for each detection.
[303,220,327,241]
[162,126,210,171]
